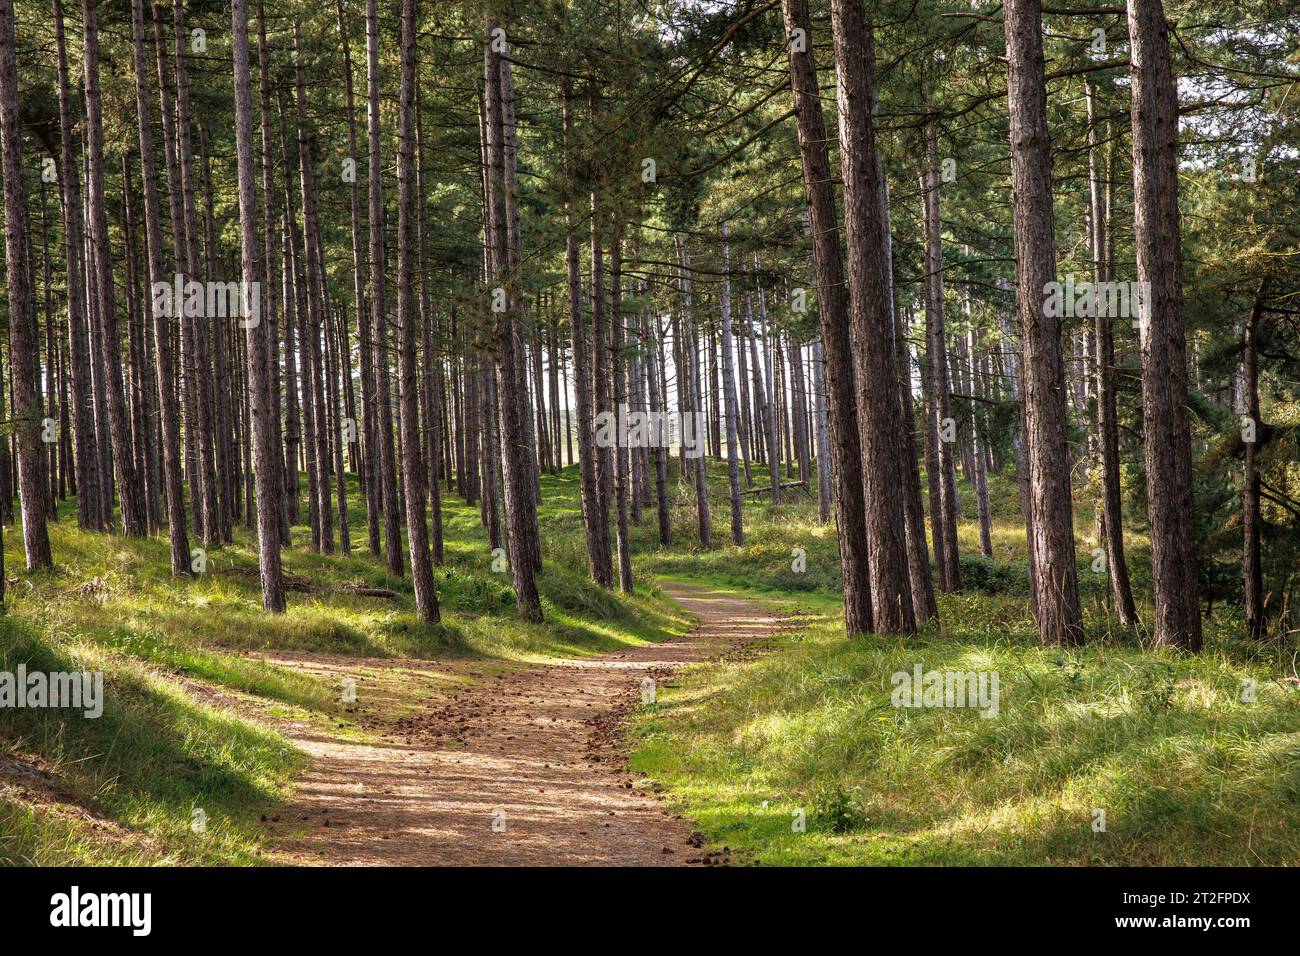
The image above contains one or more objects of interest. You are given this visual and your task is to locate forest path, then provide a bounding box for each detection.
[268,582,783,866]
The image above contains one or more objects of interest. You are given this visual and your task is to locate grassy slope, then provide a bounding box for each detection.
[0,472,688,865]
[629,467,1300,866]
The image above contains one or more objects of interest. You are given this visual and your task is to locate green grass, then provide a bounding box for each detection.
[0,471,689,865]
[627,468,1300,865]
[5,456,1297,866]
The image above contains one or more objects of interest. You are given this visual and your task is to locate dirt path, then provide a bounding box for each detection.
[269,582,782,866]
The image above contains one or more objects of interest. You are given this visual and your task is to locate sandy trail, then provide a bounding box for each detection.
[269,582,782,866]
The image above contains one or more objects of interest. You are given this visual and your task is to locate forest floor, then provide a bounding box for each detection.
[267,582,782,865]
[2,465,1297,865]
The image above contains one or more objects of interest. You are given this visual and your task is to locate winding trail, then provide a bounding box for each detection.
[270,582,782,866]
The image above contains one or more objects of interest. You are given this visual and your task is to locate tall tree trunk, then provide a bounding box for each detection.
[231,0,284,611]
[645,313,672,546]
[787,338,810,483]
[782,0,873,633]
[84,0,145,536]
[677,236,712,548]
[896,303,938,623]
[171,0,219,546]
[830,0,914,632]
[256,0,287,547]
[497,38,543,575]
[54,0,100,532]
[608,233,634,591]
[0,0,51,568]
[151,1,198,538]
[921,120,962,594]
[719,222,744,546]
[589,195,613,547]
[966,328,994,558]
[1085,81,1139,627]
[337,0,378,557]
[395,0,438,621]
[130,0,189,574]
[484,21,542,618]
[367,0,404,576]
[1242,283,1265,640]
[744,281,771,490]
[736,295,754,488]
[563,80,612,588]
[811,340,832,523]
[1127,0,1201,650]
[294,21,334,555]
[1004,0,1083,644]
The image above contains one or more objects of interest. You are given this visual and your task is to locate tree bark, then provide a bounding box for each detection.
[0,0,52,568]
[231,0,284,611]
[484,21,543,618]
[53,0,101,532]
[1242,283,1265,640]
[1003,0,1084,644]
[396,0,438,621]
[1127,0,1201,650]
[130,0,189,575]
[338,0,380,558]
[719,223,744,546]
[609,234,635,591]
[676,236,712,548]
[83,0,145,537]
[830,0,914,632]
[645,312,671,546]
[563,81,613,588]
[367,0,404,576]
[782,0,873,633]
[1085,81,1139,627]
[920,120,962,594]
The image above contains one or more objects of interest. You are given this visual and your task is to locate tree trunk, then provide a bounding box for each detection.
[255,0,287,547]
[782,0,873,633]
[83,0,145,537]
[231,0,284,611]
[367,0,404,576]
[609,233,635,591]
[53,0,101,532]
[484,21,543,618]
[130,0,189,575]
[1003,0,1083,644]
[293,21,334,555]
[967,326,994,558]
[563,81,613,588]
[395,0,438,621]
[1127,0,1201,650]
[812,340,832,523]
[171,0,220,546]
[337,0,380,557]
[645,313,671,546]
[1085,81,1139,628]
[920,120,962,594]
[0,0,52,568]
[719,222,744,546]
[676,236,712,548]
[830,0,914,632]
[1242,283,1265,640]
